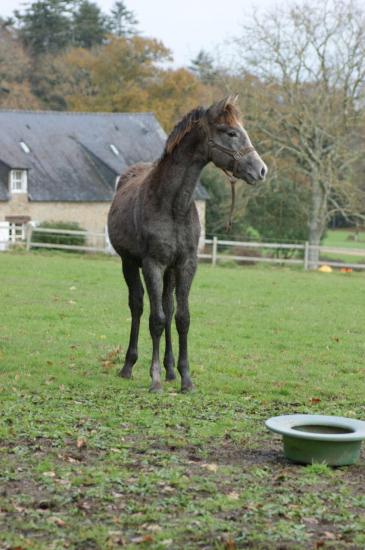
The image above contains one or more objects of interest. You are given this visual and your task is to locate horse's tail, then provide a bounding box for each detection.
[115,162,153,192]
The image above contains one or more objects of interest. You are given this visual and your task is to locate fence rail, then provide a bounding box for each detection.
[29,227,104,237]
[198,235,365,270]
[25,223,110,254]
[11,223,365,271]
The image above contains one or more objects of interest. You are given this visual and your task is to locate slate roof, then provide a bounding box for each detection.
[0,110,209,202]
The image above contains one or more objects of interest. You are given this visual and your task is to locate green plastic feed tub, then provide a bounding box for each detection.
[265,414,365,466]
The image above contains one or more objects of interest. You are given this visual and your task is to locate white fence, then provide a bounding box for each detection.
[24,223,112,254]
[200,237,365,270]
[3,223,365,271]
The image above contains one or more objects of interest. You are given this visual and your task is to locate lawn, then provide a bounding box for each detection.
[321,230,365,266]
[1,251,364,549]
[323,229,365,250]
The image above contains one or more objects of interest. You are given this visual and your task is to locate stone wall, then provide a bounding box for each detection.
[0,193,207,250]
[0,193,110,234]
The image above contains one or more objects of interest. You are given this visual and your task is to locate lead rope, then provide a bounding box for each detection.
[221,168,237,232]
[201,119,254,232]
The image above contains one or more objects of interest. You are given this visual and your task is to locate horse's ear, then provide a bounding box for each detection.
[207,95,239,121]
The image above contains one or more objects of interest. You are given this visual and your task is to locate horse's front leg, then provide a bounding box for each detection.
[119,257,144,379]
[163,268,176,381]
[175,258,197,392]
[142,258,166,392]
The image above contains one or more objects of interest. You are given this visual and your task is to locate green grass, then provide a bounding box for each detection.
[322,229,365,265]
[1,251,365,549]
[323,229,365,249]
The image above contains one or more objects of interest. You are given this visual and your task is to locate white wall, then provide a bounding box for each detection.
[0,221,9,251]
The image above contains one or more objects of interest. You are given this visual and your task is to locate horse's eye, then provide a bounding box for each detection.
[227,131,237,137]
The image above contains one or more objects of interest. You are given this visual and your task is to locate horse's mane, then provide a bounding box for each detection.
[162,106,205,159]
[160,99,241,160]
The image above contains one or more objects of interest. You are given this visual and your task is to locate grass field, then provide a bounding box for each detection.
[323,229,365,249]
[322,230,365,265]
[1,251,365,549]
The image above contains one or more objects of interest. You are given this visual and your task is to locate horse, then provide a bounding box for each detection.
[107,96,267,392]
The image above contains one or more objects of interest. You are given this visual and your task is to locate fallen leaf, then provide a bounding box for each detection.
[43,471,56,478]
[54,517,66,527]
[323,532,336,540]
[310,397,321,404]
[76,437,87,449]
[227,491,239,500]
[66,455,80,463]
[13,504,26,512]
[131,535,154,544]
[100,346,123,368]
[77,500,92,511]
[201,463,218,472]
[108,531,125,545]
[224,537,236,549]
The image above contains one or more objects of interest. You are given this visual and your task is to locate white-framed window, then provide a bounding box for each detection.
[8,222,25,243]
[9,169,27,193]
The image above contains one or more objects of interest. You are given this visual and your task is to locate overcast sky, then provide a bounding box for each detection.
[0,0,294,66]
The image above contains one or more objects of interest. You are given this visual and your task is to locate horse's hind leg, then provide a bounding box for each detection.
[163,269,176,381]
[142,258,166,392]
[119,257,144,379]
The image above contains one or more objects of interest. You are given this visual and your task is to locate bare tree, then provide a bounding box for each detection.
[235,0,365,266]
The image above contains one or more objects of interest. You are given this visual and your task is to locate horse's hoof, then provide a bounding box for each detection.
[149,383,163,393]
[118,367,132,379]
[180,383,194,393]
[165,371,176,382]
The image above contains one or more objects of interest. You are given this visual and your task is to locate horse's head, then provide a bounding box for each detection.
[202,95,267,185]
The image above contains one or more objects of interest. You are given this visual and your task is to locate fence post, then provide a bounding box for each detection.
[212,236,218,266]
[304,241,309,270]
[25,222,34,252]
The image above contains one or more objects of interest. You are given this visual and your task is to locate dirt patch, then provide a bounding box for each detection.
[1,434,364,549]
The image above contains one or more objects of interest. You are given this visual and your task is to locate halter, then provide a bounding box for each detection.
[200,117,256,171]
[200,118,256,230]
[207,139,255,174]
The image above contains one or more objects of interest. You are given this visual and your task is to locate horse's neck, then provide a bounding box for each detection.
[156,147,206,218]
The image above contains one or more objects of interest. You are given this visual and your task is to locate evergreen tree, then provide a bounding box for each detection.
[72,0,108,48]
[189,50,217,84]
[14,0,72,56]
[108,1,138,37]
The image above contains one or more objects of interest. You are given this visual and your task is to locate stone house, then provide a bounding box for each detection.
[0,110,208,249]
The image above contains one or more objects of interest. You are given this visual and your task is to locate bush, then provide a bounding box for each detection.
[244,179,310,244]
[32,221,86,250]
